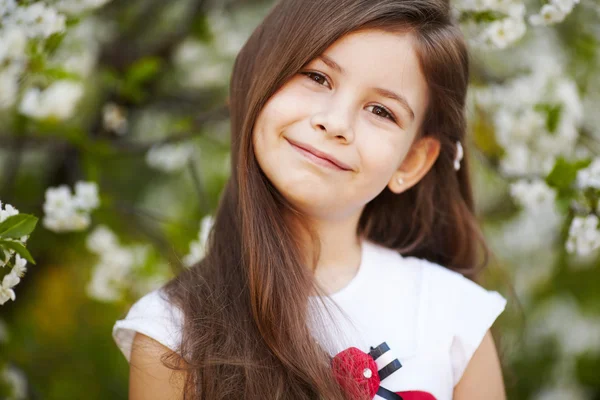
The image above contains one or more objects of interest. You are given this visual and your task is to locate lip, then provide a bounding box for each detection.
[286,138,353,171]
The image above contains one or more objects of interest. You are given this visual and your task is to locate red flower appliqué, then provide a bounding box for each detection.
[331,346,437,400]
[332,347,381,398]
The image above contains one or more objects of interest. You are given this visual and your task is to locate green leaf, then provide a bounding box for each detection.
[0,214,38,239]
[190,14,212,41]
[546,157,592,191]
[0,240,36,265]
[459,10,504,24]
[44,31,67,54]
[534,103,563,134]
[547,105,562,133]
[43,67,81,80]
[126,57,163,85]
[118,57,164,103]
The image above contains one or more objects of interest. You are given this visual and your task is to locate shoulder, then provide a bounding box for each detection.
[129,332,187,400]
[453,329,506,399]
[113,288,184,362]
[410,257,507,387]
[403,255,507,314]
[365,241,505,308]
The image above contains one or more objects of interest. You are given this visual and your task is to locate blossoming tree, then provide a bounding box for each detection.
[0,0,598,398]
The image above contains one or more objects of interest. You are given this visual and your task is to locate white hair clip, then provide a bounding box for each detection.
[454,141,463,171]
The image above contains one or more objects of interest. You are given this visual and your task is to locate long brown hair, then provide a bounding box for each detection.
[163,0,485,398]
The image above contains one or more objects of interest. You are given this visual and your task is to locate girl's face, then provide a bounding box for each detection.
[253,29,432,220]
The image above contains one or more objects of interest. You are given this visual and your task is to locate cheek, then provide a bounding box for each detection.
[258,82,310,129]
[253,92,298,146]
[252,97,300,196]
[358,134,411,187]
[252,109,277,181]
[253,84,314,173]
[253,97,284,158]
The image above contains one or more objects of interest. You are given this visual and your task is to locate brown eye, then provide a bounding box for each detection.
[301,71,330,88]
[367,105,396,122]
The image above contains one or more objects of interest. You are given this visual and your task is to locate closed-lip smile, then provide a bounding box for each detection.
[286,138,353,171]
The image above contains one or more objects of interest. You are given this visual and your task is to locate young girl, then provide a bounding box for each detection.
[113,0,507,398]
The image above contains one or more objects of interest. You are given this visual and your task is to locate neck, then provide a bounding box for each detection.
[305,211,364,296]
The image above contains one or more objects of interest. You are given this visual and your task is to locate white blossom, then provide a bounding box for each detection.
[0,25,27,109]
[483,17,526,49]
[553,0,580,13]
[453,0,527,49]
[533,359,587,399]
[510,180,556,212]
[173,39,210,66]
[454,0,521,14]
[527,296,600,360]
[131,111,173,141]
[19,80,84,121]
[493,199,563,255]
[0,66,21,109]
[183,215,214,267]
[102,102,128,135]
[548,76,584,125]
[509,250,558,306]
[43,212,90,232]
[565,215,600,257]
[86,246,140,302]
[0,285,15,305]
[506,2,526,18]
[52,0,113,15]
[85,225,152,302]
[576,158,600,190]
[173,39,231,88]
[10,255,27,279]
[73,181,100,211]
[43,182,99,232]
[474,71,583,176]
[146,142,196,173]
[0,200,19,223]
[534,386,588,400]
[43,185,74,215]
[1,365,28,400]
[0,0,18,19]
[87,263,122,302]
[3,270,20,289]
[48,17,113,79]
[0,27,27,64]
[85,225,118,254]
[0,270,20,305]
[530,3,568,26]
[6,3,66,39]
[62,50,98,77]
[0,201,24,269]
[206,9,257,57]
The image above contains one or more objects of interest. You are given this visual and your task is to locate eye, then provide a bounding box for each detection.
[366,105,397,123]
[300,71,331,88]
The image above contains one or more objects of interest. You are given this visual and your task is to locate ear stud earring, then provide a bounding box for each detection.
[397,177,404,185]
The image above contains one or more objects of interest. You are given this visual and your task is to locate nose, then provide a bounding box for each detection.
[310,101,355,143]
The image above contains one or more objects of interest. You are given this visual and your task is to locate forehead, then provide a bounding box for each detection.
[316,29,429,123]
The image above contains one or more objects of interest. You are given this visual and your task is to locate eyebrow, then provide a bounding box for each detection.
[317,54,416,122]
[373,87,415,122]
[318,54,345,75]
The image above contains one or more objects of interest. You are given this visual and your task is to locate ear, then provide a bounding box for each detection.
[388,136,441,194]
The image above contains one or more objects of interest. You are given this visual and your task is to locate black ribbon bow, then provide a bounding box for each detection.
[368,342,404,400]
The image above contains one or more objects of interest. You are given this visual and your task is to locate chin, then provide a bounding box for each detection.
[276,181,353,219]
